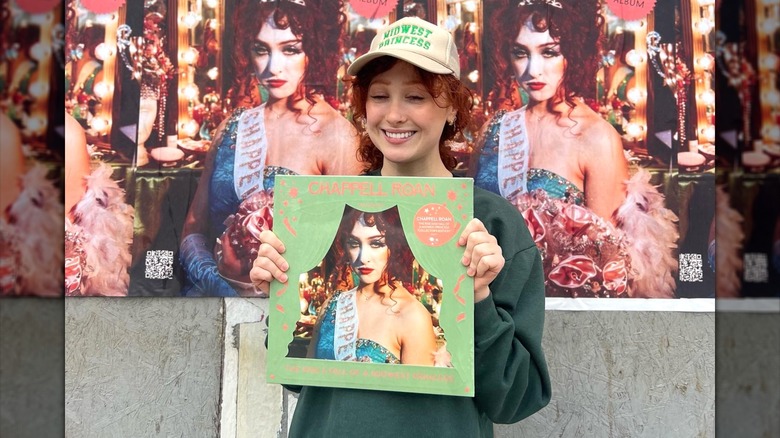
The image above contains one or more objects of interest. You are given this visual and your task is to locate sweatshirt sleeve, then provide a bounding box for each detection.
[472,190,552,423]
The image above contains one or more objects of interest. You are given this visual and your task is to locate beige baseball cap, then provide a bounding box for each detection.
[347,17,459,78]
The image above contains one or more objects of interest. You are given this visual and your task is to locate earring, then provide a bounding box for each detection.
[359,118,366,129]
[447,115,457,126]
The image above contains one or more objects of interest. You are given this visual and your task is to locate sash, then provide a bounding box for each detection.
[234,104,268,200]
[334,289,359,361]
[497,108,530,198]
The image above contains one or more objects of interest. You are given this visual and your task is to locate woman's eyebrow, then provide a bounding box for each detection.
[253,38,302,46]
[512,41,559,49]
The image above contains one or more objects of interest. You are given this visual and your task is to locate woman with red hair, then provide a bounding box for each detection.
[180,0,362,296]
[309,206,436,365]
[472,0,678,298]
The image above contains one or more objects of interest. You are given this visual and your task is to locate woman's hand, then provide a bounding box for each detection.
[249,230,290,294]
[217,233,249,282]
[458,218,504,302]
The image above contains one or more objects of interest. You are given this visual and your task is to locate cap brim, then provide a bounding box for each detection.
[347,48,454,77]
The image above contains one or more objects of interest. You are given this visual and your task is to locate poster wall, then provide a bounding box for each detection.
[59,0,726,309]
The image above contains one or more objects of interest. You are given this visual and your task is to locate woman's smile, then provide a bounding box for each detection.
[383,129,416,143]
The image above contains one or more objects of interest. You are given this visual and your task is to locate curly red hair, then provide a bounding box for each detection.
[324,205,414,296]
[227,0,345,111]
[485,0,604,111]
[348,56,474,172]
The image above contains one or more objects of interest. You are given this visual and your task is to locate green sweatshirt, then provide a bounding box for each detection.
[287,186,551,438]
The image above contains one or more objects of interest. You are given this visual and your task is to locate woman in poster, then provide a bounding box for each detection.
[180,0,363,296]
[64,113,134,296]
[251,16,550,436]
[471,0,678,298]
[0,113,62,296]
[307,206,437,365]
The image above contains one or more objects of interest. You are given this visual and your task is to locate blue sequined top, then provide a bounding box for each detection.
[473,111,585,205]
[181,108,296,296]
[208,108,297,239]
[315,291,401,364]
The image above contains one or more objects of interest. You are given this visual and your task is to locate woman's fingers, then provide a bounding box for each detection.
[249,230,289,291]
[458,218,504,291]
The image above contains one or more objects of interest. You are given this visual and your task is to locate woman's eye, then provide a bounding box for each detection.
[370,239,386,248]
[543,48,562,58]
[251,43,268,56]
[283,44,303,55]
[511,47,528,59]
[407,95,424,101]
[369,94,388,100]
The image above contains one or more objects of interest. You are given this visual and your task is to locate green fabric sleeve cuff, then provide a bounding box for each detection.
[473,293,503,338]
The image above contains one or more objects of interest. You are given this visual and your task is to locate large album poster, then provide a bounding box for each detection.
[59,0,726,310]
[1,0,64,297]
[266,175,475,395]
[714,0,779,311]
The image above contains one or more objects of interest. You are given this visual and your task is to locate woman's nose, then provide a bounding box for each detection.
[266,52,283,75]
[386,98,407,124]
[353,246,366,265]
[526,55,542,78]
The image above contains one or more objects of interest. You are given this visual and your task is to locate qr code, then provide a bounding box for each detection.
[145,250,174,280]
[743,252,769,283]
[679,253,704,282]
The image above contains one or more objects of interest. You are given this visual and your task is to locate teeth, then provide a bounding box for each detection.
[385,131,413,139]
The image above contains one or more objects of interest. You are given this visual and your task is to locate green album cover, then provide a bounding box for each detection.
[267,175,475,396]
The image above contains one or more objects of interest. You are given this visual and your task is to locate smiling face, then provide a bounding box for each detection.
[510,21,566,104]
[365,61,455,176]
[250,17,306,102]
[347,219,389,287]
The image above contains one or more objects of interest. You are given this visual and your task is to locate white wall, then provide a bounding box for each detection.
[4,299,776,437]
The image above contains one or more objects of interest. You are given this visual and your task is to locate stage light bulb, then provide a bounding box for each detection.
[94,42,113,61]
[91,117,109,133]
[625,50,644,67]
[626,88,645,104]
[181,47,198,64]
[29,81,50,99]
[699,89,715,107]
[761,53,779,71]
[701,125,715,143]
[207,67,219,80]
[93,82,112,98]
[182,84,200,101]
[181,120,200,137]
[30,42,51,61]
[25,115,47,135]
[764,124,780,142]
[182,12,201,29]
[626,123,644,139]
[697,53,714,70]
[205,0,219,8]
[467,70,479,83]
[624,20,646,31]
[696,19,713,34]
[764,89,780,107]
[95,14,115,25]
[762,18,780,35]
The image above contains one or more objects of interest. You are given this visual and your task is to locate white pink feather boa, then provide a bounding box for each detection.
[0,164,63,296]
[715,185,743,297]
[511,168,678,298]
[614,168,679,298]
[66,163,134,296]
